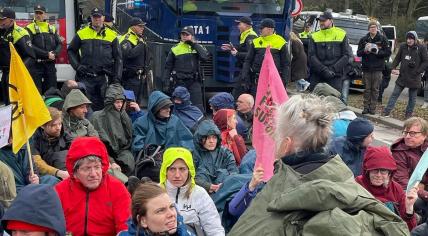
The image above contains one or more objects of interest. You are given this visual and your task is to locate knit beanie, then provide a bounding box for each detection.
[346,118,374,144]
[152,98,173,114]
[406,31,418,40]
[367,21,377,29]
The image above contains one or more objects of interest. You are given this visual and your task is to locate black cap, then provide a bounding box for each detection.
[235,16,252,26]
[0,8,15,20]
[129,17,146,27]
[181,26,194,36]
[91,7,103,17]
[104,14,114,23]
[259,18,275,29]
[318,11,333,21]
[34,5,46,13]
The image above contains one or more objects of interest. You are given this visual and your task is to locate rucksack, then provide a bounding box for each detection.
[0,161,17,208]
[134,144,164,183]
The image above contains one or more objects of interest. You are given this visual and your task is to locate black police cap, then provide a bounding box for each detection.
[129,17,146,27]
[318,11,333,21]
[259,18,275,29]
[235,16,253,26]
[91,8,104,17]
[34,5,46,13]
[0,8,16,20]
[181,26,194,36]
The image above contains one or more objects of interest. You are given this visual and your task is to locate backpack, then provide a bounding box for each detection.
[134,144,164,182]
[0,161,17,208]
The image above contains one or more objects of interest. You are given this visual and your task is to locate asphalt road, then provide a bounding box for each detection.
[372,122,401,147]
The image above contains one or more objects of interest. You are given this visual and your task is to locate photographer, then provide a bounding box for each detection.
[382,31,428,118]
[357,21,391,115]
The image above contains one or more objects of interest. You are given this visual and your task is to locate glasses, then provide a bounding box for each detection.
[371,169,390,175]
[402,131,422,137]
[78,165,102,174]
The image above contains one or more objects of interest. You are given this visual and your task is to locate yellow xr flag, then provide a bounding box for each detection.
[8,43,51,153]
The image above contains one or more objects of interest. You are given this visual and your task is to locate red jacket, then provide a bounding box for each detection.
[55,137,131,236]
[391,138,428,201]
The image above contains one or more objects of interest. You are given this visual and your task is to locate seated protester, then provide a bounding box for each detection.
[208,92,246,137]
[213,109,247,166]
[413,224,428,236]
[118,182,195,236]
[62,89,99,139]
[44,80,88,110]
[90,84,135,176]
[391,117,428,222]
[0,139,58,193]
[32,107,72,180]
[236,94,254,146]
[124,89,144,123]
[55,137,131,236]
[132,91,194,155]
[172,86,204,132]
[1,184,66,236]
[159,147,225,235]
[356,146,417,230]
[0,161,16,208]
[327,117,374,176]
[193,120,238,193]
[229,94,409,235]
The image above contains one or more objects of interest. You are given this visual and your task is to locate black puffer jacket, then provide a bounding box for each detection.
[25,21,62,60]
[357,32,391,72]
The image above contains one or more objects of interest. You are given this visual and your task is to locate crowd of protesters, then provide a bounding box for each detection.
[3,6,428,236]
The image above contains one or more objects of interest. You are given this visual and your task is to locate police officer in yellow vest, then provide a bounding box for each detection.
[0,7,36,105]
[241,18,289,96]
[119,17,150,105]
[308,11,352,96]
[68,8,123,111]
[299,22,312,55]
[26,5,62,93]
[221,16,257,97]
[163,26,209,111]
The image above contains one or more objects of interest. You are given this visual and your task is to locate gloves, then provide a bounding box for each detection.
[321,67,335,80]
[77,65,89,75]
[184,40,194,47]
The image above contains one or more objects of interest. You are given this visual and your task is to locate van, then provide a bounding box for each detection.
[382,25,397,53]
[416,16,428,40]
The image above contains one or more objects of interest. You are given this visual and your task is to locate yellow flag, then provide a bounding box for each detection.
[8,43,51,153]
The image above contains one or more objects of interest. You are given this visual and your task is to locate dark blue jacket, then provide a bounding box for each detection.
[327,136,366,176]
[117,215,195,236]
[1,184,66,235]
[132,91,194,154]
[172,86,204,131]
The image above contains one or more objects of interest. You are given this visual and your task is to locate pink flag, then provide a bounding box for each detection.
[253,47,289,181]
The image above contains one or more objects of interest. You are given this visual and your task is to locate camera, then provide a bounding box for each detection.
[369,43,378,54]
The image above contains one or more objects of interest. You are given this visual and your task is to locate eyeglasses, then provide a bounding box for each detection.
[402,131,422,137]
[371,169,390,175]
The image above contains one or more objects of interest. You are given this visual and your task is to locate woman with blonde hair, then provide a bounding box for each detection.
[290,31,310,92]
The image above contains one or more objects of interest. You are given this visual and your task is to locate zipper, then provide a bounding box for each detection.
[84,191,89,236]
[175,187,180,204]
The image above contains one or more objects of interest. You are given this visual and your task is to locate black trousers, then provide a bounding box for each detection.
[1,70,9,105]
[32,61,57,94]
[122,76,145,106]
[77,75,107,111]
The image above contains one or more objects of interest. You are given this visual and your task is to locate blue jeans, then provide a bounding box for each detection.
[384,84,417,115]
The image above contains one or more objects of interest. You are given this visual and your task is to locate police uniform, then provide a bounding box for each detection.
[231,17,258,97]
[163,26,209,111]
[25,5,62,93]
[241,18,289,96]
[119,17,150,105]
[308,12,352,93]
[0,8,36,105]
[67,8,122,111]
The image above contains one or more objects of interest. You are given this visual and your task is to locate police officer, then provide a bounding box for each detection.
[0,7,36,105]
[119,17,151,105]
[163,26,209,111]
[308,11,352,100]
[299,22,312,55]
[68,8,122,111]
[241,18,289,96]
[25,5,62,93]
[221,16,258,98]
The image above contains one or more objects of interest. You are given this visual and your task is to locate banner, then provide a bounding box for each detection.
[0,105,12,149]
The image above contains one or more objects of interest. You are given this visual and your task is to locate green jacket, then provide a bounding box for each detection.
[62,89,98,139]
[229,156,410,236]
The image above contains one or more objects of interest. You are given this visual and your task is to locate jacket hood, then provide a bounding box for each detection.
[2,184,66,236]
[312,83,341,98]
[104,83,126,106]
[325,96,347,112]
[66,137,110,178]
[193,120,221,150]
[62,89,91,112]
[172,86,191,104]
[213,109,235,131]
[159,147,196,189]
[208,92,235,110]
[148,91,173,116]
[363,146,397,172]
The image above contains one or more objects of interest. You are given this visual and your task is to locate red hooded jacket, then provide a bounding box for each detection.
[355,146,416,230]
[55,137,131,236]
[213,109,247,165]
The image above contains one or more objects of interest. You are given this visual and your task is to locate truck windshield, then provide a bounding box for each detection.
[416,19,428,39]
[0,0,64,18]
[334,18,368,45]
[182,0,285,15]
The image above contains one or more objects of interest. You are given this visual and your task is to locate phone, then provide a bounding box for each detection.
[229,42,235,50]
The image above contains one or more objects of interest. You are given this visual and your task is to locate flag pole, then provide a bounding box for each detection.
[20,102,34,176]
